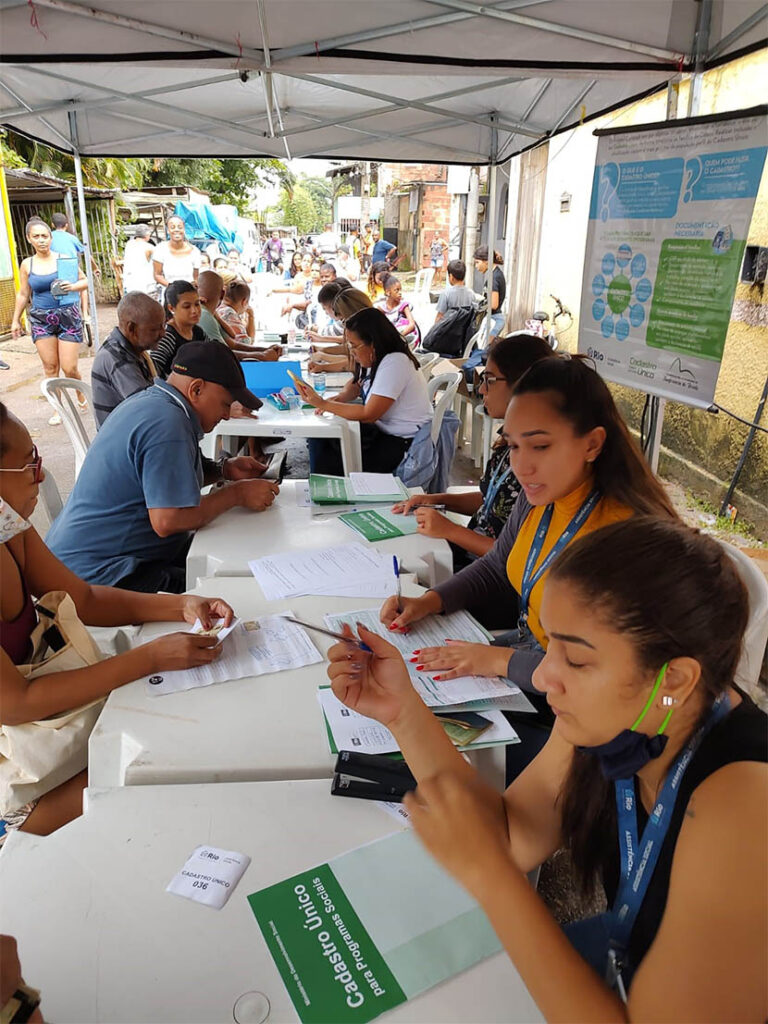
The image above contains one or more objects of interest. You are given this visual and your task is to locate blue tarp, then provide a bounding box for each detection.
[173,201,239,250]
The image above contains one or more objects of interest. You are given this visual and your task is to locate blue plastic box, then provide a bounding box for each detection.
[242,360,302,398]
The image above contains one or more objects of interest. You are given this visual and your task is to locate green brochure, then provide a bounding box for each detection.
[309,474,408,505]
[248,830,502,1023]
[338,509,419,542]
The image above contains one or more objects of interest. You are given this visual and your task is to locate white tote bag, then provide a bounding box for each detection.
[0,591,105,816]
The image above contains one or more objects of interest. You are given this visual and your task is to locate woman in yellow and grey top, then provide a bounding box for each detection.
[380,355,678,692]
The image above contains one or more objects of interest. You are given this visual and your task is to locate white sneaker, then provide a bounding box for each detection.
[48,412,62,426]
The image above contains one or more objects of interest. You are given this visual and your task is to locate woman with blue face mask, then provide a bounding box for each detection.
[325,517,767,1022]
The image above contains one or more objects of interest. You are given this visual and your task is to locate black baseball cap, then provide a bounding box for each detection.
[171,340,262,410]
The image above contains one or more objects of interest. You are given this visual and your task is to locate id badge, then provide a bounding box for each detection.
[606,949,628,1004]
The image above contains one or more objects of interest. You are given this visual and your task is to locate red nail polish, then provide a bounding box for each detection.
[416,664,424,671]
[434,674,442,681]
[409,657,418,663]
[388,624,397,631]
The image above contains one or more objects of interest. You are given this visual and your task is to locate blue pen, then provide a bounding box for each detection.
[393,555,402,613]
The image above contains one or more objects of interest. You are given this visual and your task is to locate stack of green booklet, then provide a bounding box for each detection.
[309,474,409,506]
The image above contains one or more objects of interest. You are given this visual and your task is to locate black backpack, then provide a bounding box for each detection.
[421,305,476,357]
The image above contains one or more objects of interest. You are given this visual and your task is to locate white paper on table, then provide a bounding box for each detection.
[248,543,397,600]
[166,845,250,909]
[246,613,323,672]
[325,607,524,708]
[145,615,321,696]
[318,688,518,754]
[295,482,311,507]
[349,472,400,496]
[318,688,399,753]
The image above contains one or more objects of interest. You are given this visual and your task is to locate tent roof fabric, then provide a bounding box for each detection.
[1,0,766,163]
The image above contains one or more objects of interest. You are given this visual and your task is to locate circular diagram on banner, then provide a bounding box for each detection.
[590,245,652,340]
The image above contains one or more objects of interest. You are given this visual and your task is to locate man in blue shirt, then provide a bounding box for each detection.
[47,341,279,593]
[370,227,397,267]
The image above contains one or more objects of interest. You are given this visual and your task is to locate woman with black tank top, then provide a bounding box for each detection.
[325,517,767,1021]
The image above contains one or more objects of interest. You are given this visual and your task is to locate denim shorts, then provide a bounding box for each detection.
[29,304,83,344]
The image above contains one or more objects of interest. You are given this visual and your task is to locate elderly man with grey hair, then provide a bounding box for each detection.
[91,291,166,427]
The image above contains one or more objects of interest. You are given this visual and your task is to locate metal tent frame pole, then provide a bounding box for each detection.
[485,116,499,347]
[68,109,100,348]
[646,0,711,473]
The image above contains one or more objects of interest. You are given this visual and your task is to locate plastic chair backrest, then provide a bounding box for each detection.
[721,541,768,696]
[37,465,63,523]
[462,317,490,360]
[413,267,435,297]
[416,351,440,378]
[40,378,94,479]
[427,371,461,445]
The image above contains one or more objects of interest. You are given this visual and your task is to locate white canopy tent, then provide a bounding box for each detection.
[1,0,766,344]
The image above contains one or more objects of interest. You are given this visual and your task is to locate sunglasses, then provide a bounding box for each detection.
[0,444,43,483]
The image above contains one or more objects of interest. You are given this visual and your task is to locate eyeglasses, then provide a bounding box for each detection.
[0,445,43,483]
[479,373,506,389]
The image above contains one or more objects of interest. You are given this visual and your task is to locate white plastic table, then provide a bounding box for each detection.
[200,401,362,473]
[0,780,542,1023]
[186,480,453,590]
[88,578,506,791]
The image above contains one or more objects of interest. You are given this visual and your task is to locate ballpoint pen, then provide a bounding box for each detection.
[393,555,402,613]
[278,615,372,652]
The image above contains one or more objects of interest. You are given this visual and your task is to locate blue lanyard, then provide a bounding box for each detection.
[519,489,600,625]
[481,452,512,515]
[611,695,731,961]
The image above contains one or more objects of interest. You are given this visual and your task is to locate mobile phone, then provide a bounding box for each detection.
[285,369,304,388]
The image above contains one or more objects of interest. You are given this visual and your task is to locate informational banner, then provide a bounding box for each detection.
[248,829,501,1023]
[579,106,767,407]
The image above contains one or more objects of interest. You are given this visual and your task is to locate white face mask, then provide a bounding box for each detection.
[0,498,31,543]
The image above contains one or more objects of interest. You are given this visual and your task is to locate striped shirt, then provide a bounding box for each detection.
[91,327,155,427]
[153,323,208,378]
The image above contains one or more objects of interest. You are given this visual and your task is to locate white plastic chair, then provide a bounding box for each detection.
[40,378,95,479]
[415,351,440,379]
[413,267,435,300]
[37,464,63,523]
[721,542,768,696]
[427,371,461,445]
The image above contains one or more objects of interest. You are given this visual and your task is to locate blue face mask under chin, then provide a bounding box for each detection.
[578,664,673,781]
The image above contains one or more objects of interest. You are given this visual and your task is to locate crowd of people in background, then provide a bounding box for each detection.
[2,196,766,1024]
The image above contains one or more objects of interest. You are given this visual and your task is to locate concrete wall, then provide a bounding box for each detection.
[509,50,768,533]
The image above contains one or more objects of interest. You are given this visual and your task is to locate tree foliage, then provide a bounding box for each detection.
[280,183,320,234]
[1,129,150,189]
[265,171,352,232]
[1,130,289,213]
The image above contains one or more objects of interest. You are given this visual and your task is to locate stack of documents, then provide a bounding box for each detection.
[318,607,535,755]
[325,607,535,714]
[318,687,519,756]
[249,543,398,600]
[308,473,409,515]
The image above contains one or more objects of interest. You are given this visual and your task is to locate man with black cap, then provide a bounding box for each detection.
[47,341,279,593]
